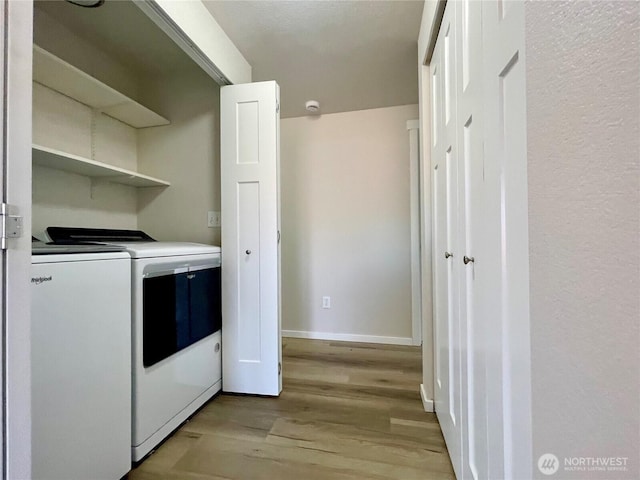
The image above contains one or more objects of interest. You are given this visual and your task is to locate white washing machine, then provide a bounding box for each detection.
[47,228,223,462]
[31,242,132,480]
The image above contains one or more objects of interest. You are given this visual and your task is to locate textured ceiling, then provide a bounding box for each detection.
[203,0,424,118]
[34,0,423,118]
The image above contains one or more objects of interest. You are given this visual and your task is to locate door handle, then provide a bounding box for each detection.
[445,252,453,259]
[463,256,475,265]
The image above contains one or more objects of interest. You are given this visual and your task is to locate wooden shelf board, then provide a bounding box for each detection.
[33,45,170,129]
[32,145,170,188]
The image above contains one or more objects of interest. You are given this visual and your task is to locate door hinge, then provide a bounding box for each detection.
[1,203,24,250]
[276,102,280,114]
[277,230,281,244]
[278,362,282,375]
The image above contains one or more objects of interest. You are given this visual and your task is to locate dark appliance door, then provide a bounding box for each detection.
[188,266,222,343]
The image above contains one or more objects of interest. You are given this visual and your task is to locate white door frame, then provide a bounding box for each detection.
[2,1,33,478]
[418,0,446,416]
[407,119,422,346]
[133,0,250,85]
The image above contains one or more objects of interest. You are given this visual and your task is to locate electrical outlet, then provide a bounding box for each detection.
[322,296,331,309]
[207,211,221,228]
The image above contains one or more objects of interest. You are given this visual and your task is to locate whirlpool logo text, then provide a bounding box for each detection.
[31,276,52,285]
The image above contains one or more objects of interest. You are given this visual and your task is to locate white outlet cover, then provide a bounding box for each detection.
[322,296,331,309]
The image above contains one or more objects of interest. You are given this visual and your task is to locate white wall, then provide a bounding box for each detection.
[32,84,139,240]
[33,8,139,101]
[526,1,640,477]
[137,69,221,245]
[32,165,138,240]
[31,11,143,240]
[281,104,418,344]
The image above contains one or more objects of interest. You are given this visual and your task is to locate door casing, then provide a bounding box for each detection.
[2,1,34,479]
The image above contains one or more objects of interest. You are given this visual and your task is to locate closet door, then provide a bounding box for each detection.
[221,81,282,396]
[431,2,463,476]
[2,1,33,478]
[432,1,533,478]
[456,0,489,479]
[482,2,532,478]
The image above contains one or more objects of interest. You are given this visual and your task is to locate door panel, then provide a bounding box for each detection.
[237,101,260,164]
[142,272,190,366]
[237,181,262,362]
[444,146,459,429]
[432,3,463,477]
[189,267,222,342]
[482,1,532,478]
[432,30,443,402]
[221,81,282,396]
[456,0,489,479]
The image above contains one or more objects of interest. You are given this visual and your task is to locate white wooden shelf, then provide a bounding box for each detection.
[33,45,170,129]
[33,145,170,188]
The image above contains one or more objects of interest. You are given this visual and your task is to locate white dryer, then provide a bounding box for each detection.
[47,228,223,462]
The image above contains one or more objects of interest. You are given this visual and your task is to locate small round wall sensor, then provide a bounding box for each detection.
[65,0,105,7]
[305,100,320,114]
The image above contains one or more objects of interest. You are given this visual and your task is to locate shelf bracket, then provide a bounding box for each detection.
[91,108,99,162]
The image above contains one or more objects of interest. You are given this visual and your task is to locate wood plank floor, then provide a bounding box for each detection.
[128,338,454,480]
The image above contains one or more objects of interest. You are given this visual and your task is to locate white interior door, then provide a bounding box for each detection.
[2,1,33,478]
[482,2,532,478]
[456,0,489,478]
[431,1,532,478]
[432,3,463,476]
[221,81,282,396]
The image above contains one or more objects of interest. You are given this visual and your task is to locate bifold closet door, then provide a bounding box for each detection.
[482,2,532,478]
[455,0,489,479]
[221,81,282,396]
[432,1,533,478]
[431,2,463,475]
[432,1,491,478]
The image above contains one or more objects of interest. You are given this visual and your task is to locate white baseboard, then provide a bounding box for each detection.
[420,383,434,412]
[282,330,414,346]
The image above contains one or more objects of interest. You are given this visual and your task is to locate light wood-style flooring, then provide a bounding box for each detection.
[128,338,454,480]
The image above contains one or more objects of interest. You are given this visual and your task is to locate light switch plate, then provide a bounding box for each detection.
[207,211,221,228]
